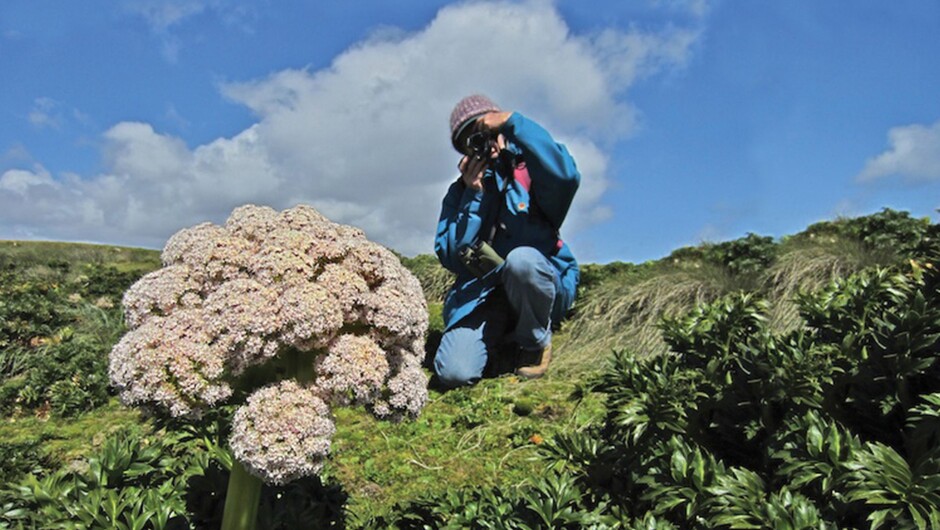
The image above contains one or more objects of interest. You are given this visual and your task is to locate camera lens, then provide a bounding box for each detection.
[466,132,489,158]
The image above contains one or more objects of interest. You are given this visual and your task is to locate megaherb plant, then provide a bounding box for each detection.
[371,252,940,529]
[108,205,429,530]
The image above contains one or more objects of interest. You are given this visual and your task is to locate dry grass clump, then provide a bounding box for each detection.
[557,262,738,374]
[558,236,901,376]
[400,254,454,303]
[761,237,898,331]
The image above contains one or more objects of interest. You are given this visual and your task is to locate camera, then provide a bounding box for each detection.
[458,240,505,278]
[465,132,494,160]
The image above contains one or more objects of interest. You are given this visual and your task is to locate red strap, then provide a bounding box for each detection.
[514,161,531,191]
[514,160,564,254]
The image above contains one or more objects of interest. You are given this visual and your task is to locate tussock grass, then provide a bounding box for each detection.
[761,238,898,331]
[557,237,899,372]
[0,349,28,378]
[557,263,740,374]
[400,254,454,303]
[73,303,127,346]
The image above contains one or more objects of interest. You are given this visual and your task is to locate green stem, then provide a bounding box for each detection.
[286,346,317,384]
[760,401,776,433]
[220,347,319,530]
[221,460,263,530]
[899,375,912,412]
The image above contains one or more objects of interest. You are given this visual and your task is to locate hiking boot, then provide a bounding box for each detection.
[515,343,552,379]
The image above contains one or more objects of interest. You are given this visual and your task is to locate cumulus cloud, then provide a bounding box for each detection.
[1,0,700,255]
[857,119,940,183]
[0,166,56,195]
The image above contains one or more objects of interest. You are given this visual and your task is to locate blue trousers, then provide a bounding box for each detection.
[434,247,562,388]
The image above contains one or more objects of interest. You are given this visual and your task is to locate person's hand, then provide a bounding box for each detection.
[476,111,512,133]
[458,155,487,192]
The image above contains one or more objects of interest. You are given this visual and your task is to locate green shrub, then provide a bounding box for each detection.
[15,335,112,417]
[0,428,197,530]
[843,441,940,530]
[637,436,726,527]
[668,232,777,281]
[77,263,142,298]
[0,437,54,485]
[0,272,72,352]
[799,208,934,260]
[0,255,147,419]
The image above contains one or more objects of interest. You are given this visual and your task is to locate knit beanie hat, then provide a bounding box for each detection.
[449,94,501,151]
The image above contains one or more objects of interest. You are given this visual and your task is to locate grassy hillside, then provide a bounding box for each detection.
[0,208,936,528]
[0,240,161,271]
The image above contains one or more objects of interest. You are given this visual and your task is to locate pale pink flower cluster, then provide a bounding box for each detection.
[315,334,390,405]
[229,381,335,485]
[109,204,429,483]
[110,309,231,417]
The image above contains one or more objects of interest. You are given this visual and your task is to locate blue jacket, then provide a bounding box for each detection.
[435,112,581,331]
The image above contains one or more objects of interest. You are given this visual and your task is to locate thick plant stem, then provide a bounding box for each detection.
[220,347,317,530]
[221,460,263,530]
[286,346,317,384]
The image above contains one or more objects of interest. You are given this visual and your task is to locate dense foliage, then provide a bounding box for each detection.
[0,260,138,419]
[372,251,940,529]
[0,419,347,529]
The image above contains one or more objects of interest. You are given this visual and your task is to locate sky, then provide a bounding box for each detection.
[1,0,939,264]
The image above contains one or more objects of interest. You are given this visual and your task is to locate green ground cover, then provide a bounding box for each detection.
[0,208,936,528]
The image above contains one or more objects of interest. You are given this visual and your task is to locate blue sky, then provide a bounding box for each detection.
[1,0,938,264]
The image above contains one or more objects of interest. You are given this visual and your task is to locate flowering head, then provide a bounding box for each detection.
[110,204,429,483]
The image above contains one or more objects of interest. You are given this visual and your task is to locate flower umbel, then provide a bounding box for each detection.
[230,381,335,485]
[110,204,429,485]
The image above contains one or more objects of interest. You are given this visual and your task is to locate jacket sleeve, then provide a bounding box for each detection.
[500,112,580,229]
[435,180,485,273]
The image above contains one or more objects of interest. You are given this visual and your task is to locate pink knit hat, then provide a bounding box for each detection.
[449,94,501,151]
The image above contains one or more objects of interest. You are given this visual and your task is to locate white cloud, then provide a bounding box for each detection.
[591,26,700,90]
[28,97,64,130]
[858,119,940,182]
[1,144,32,165]
[652,0,711,18]
[126,0,212,31]
[1,0,701,255]
[0,166,56,195]
[164,103,190,131]
[125,0,255,62]
[25,97,92,132]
